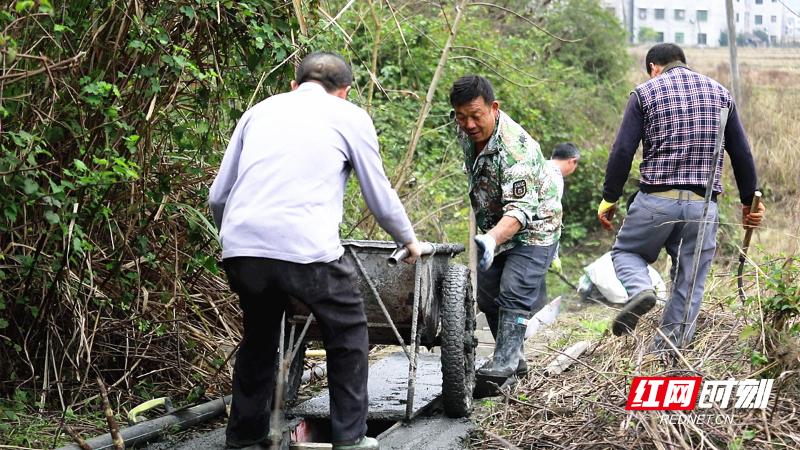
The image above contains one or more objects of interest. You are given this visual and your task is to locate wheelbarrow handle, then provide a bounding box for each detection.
[387,242,436,267]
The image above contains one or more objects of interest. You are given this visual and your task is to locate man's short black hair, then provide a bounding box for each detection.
[449,75,495,107]
[552,142,580,161]
[296,51,352,92]
[645,43,686,76]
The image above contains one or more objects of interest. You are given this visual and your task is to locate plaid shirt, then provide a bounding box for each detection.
[636,65,731,193]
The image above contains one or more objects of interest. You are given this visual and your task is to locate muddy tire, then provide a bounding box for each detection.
[440,264,476,418]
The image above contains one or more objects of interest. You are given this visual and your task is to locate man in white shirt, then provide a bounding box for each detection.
[537,143,580,309]
[210,51,420,450]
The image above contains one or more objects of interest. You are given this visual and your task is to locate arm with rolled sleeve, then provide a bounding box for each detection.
[209,114,248,230]
[490,137,544,244]
[347,112,416,246]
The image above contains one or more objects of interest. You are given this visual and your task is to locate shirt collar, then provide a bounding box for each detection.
[480,111,504,155]
[664,61,691,73]
[547,160,562,178]
[296,82,328,93]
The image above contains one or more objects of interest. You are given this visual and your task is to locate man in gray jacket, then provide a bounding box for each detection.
[210,51,420,450]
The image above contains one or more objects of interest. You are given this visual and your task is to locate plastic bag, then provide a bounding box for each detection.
[581,252,666,304]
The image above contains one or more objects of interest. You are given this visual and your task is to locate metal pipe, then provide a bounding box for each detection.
[405,257,423,420]
[55,395,232,450]
[387,242,436,267]
[679,108,729,348]
[349,247,412,358]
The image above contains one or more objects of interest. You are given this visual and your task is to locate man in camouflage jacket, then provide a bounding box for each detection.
[449,75,561,393]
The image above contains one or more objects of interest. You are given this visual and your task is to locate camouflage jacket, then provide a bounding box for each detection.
[457,110,562,254]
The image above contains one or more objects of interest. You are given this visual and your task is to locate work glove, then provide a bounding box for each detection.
[549,256,562,275]
[742,202,766,230]
[597,199,618,231]
[474,234,497,271]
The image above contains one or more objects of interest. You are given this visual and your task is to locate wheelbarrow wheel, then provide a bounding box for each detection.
[279,341,305,407]
[440,264,476,418]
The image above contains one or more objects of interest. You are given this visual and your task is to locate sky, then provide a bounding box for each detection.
[786,0,800,16]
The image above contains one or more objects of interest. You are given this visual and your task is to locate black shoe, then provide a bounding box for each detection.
[612,290,657,336]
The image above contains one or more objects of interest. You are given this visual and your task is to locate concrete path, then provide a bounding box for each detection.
[288,351,443,421]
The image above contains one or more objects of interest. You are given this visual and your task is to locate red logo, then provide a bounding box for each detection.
[626,377,703,410]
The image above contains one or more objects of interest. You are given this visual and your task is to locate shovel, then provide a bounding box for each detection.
[525,296,562,338]
[737,191,762,302]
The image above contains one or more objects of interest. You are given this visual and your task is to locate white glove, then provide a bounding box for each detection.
[474,234,497,271]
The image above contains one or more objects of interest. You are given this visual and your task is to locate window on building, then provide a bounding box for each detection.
[675,9,685,20]
[657,32,665,43]
[771,35,777,44]
[606,7,616,14]
[697,10,708,22]
[698,33,707,45]
[675,32,685,43]
[772,15,777,23]
[655,9,665,20]
[755,0,763,4]
[736,13,740,23]
[755,15,763,25]
[639,8,647,19]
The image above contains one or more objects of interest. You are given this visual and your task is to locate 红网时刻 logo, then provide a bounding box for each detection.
[626,377,774,411]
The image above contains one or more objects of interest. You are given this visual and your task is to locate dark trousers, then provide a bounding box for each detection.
[476,243,557,318]
[223,255,369,447]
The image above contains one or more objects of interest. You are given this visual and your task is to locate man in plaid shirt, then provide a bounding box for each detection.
[598,43,765,350]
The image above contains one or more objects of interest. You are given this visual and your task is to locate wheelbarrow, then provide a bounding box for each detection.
[279,239,476,419]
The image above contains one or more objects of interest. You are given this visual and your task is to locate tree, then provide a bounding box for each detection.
[0,0,301,406]
[638,27,661,43]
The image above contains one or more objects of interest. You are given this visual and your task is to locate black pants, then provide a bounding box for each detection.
[223,256,369,447]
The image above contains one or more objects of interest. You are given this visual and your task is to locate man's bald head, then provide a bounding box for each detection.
[296,52,353,93]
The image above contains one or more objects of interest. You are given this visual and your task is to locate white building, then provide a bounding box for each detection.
[601,0,793,46]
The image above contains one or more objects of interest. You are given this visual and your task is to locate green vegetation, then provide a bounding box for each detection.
[637,27,661,43]
[2,0,798,448]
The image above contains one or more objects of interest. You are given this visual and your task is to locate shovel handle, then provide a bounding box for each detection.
[741,191,762,258]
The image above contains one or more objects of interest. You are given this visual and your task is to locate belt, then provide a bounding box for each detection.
[649,190,710,202]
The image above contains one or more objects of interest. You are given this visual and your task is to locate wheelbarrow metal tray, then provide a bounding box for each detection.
[287,240,466,346]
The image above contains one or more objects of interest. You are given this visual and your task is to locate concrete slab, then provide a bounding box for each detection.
[377,415,475,450]
[475,312,495,358]
[288,351,443,421]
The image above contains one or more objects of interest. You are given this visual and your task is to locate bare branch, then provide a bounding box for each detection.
[448,55,547,87]
[468,2,583,43]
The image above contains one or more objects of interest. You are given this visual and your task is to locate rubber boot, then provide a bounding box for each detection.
[484,310,527,377]
[474,307,532,398]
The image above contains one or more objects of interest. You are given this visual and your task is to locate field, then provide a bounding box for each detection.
[628,46,800,259]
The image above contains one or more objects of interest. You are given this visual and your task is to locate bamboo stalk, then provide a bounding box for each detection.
[391,0,470,193]
[97,377,125,450]
[65,424,93,450]
[291,0,308,36]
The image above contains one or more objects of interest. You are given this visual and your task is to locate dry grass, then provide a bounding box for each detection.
[470,296,800,449]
